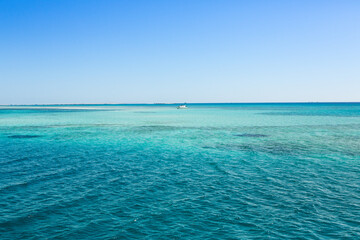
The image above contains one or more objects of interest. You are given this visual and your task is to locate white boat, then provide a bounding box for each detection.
[177,104,188,109]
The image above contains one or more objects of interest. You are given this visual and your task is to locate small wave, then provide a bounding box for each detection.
[8,135,41,139]
[234,134,268,138]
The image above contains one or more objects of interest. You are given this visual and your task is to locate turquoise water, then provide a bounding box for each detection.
[1,103,360,239]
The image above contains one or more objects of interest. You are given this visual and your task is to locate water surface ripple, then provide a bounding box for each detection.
[1,103,360,239]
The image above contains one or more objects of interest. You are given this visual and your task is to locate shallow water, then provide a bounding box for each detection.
[1,103,360,239]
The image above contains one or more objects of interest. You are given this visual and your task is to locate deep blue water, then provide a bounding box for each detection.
[1,103,360,239]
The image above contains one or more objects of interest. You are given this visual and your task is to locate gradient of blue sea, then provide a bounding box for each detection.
[1,103,360,239]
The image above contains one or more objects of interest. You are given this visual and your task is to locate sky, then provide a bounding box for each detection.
[0,0,359,104]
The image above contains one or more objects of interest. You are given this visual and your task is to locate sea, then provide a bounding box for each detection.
[1,103,360,239]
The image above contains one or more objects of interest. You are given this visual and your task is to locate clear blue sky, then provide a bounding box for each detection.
[1,0,359,104]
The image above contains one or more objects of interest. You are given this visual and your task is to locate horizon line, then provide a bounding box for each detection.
[1,101,360,106]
